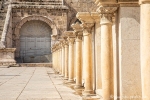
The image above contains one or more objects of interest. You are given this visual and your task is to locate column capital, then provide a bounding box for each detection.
[81,23,94,36]
[75,35,83,42]
[51,35,58,40]
[63,40,69,47]
[71,22,83,34]
[96,4,118,24]
[67,38,75,45]
[71,22,83,40]
[64,31,75,45]
[139,0,150,4]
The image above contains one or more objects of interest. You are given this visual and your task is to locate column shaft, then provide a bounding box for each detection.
[59,48,62,74]
[68,39,75,82]
[100,17,113,100]
[83,33,93,94]
[64,44,69,79]
[74,36,83,88]
[62,46,65,76]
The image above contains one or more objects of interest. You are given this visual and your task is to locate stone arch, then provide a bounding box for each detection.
[14,15,57,58]
[14,15,57,40]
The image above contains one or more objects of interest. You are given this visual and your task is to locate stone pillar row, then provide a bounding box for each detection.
[51,9,117,98]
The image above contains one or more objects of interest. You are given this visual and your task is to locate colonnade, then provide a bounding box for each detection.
[52,8,117,99]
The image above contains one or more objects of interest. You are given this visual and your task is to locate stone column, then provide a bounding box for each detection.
[97,4,118,100]
[71,22,83,89]
[68,36,75,82]
[56,44,59,72]
[140,0,150,99]
[61,42,65,76]
[64,40,69,79]
[77,12,94,95]
[74,35,83,88]
[82,23,94,95]
[59,44,62,75]
[53,45,56,70]
[57,43,61,74]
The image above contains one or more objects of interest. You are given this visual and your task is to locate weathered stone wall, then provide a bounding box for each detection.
[12,7,68,46]
[118,5,142,99]
[64,0,96,12]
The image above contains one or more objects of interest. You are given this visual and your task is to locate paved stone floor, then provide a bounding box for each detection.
[0,67,82,100]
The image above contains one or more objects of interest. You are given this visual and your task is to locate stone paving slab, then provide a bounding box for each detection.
[0,67,82,100]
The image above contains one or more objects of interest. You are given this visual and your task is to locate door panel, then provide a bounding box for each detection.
[20,37,51,63]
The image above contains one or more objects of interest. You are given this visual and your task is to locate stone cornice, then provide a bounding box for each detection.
[95,0,117,6]
[139,0,150,4]
[96,4,118,14]
[91,12,100,22]
[76,12,94,24]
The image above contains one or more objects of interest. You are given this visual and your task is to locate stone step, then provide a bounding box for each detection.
[18,63,52,67]
[0,65,9,68]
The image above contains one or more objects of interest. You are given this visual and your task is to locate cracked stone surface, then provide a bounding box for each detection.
[0,67,82,100]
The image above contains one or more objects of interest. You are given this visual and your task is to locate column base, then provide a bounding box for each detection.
[67,79,75,83]
[59,74,64,77]
[74,85,83,89]
[82,90,94,96]
[64,77,68,80]
[82,94,101,100]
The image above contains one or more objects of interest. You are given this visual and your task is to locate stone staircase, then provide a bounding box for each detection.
[0,0,7,40]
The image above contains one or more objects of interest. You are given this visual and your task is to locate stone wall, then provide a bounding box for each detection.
[118,5,142,99]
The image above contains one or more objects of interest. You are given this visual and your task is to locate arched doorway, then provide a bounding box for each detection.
[20,20,52,63]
